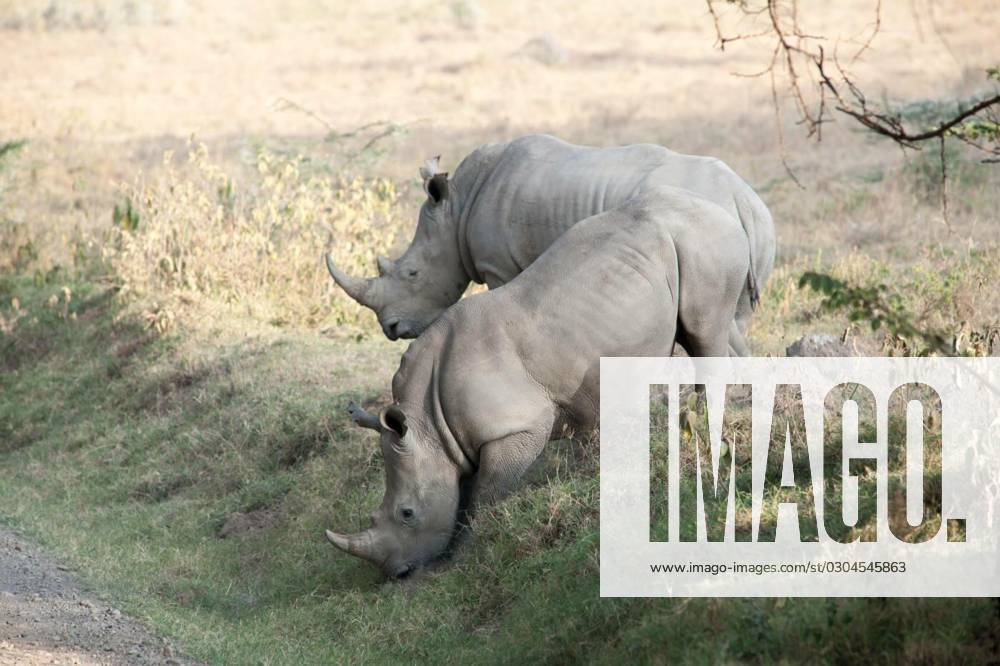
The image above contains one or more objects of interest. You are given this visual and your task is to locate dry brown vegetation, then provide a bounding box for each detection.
[2,1,998,345]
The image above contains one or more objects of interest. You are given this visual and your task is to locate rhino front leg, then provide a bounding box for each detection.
[469,429,550,509]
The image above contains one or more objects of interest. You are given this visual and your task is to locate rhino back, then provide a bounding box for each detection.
[461,134,761,287]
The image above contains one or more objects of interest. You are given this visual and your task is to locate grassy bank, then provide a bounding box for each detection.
[2,113,999,664]
[2,252,999,663]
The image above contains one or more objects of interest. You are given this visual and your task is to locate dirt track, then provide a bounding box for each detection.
[0,526,198,666]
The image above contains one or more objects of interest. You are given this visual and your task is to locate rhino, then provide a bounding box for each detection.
[325,186,750,577]
[325,134,774,356]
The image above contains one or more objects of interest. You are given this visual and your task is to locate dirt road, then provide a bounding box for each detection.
[0,526,198,666]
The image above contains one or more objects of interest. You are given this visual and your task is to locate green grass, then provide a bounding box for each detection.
[2,270,999,664]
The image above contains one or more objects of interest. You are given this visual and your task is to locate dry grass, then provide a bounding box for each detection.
[0,3,994,431]
[1,1,997,316]
[750,247,1000,356]
[102,143,401,334]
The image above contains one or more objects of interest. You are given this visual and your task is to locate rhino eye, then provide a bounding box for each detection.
[400,508,415,521]
[405,269,419,279]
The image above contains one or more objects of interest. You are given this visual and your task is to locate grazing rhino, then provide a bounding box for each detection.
[325,133,774,356]
[326,186,749,578]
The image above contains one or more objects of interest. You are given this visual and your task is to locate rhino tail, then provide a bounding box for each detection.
[746,267,760,311]
[666,233,681,356]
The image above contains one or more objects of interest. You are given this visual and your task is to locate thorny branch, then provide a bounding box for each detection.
[705,0,1000,212]
[273,97,426,166]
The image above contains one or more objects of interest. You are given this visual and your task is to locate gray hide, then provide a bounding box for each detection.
[326,187,749,577]
[326,134,775,356]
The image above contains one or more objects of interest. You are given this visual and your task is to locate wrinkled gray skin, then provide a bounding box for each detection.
[326,187,749,578]
[325,134,775,356]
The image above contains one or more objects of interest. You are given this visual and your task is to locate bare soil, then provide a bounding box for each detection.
[217,509,281,539]
[0,527,199,666]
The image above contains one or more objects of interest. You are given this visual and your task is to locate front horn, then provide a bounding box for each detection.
[325,529,380,563]
[325,253,377,307]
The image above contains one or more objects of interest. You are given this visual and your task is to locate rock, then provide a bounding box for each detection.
[786,333,852,357]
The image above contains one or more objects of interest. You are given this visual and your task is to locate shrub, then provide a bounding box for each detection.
[102,144,403,335]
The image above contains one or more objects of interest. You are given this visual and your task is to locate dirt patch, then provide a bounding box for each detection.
[0,327,51,373]
[112,331,158,361]
[130,473,193,504]
[217,509,280,539]
[271,421,332,469]
[0,526,200,665]
[127,364,214,414]
[0,424,43,456]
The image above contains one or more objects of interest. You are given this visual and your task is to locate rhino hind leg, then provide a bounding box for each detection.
[733,283,753,336]
[727,321,751,357]
[679,319,750,357]
[673,227,749,358]
[728,275,756,356]
[675,322,732,358]
[675,280,740,358]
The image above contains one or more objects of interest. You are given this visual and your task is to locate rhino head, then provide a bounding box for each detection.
[325,157,471,340]
[326,403,462,579]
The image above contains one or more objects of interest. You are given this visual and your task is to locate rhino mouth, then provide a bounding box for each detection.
[392,564,414,580]
[381,318,421,341]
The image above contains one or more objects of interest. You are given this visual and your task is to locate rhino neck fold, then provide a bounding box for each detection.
[451,152,496,286]
[428,360,476,476]
[448,189,479,286]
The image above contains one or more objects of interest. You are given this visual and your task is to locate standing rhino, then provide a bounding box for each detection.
[326,187,749,577]
[325,134,774,356]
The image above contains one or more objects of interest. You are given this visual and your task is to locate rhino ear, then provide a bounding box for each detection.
[380,404,408,438]
[418,156,441,181]
[426,172,449,204]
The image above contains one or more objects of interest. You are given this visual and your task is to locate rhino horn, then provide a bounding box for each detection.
[325,253,379,308]
[326,529,380,563]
